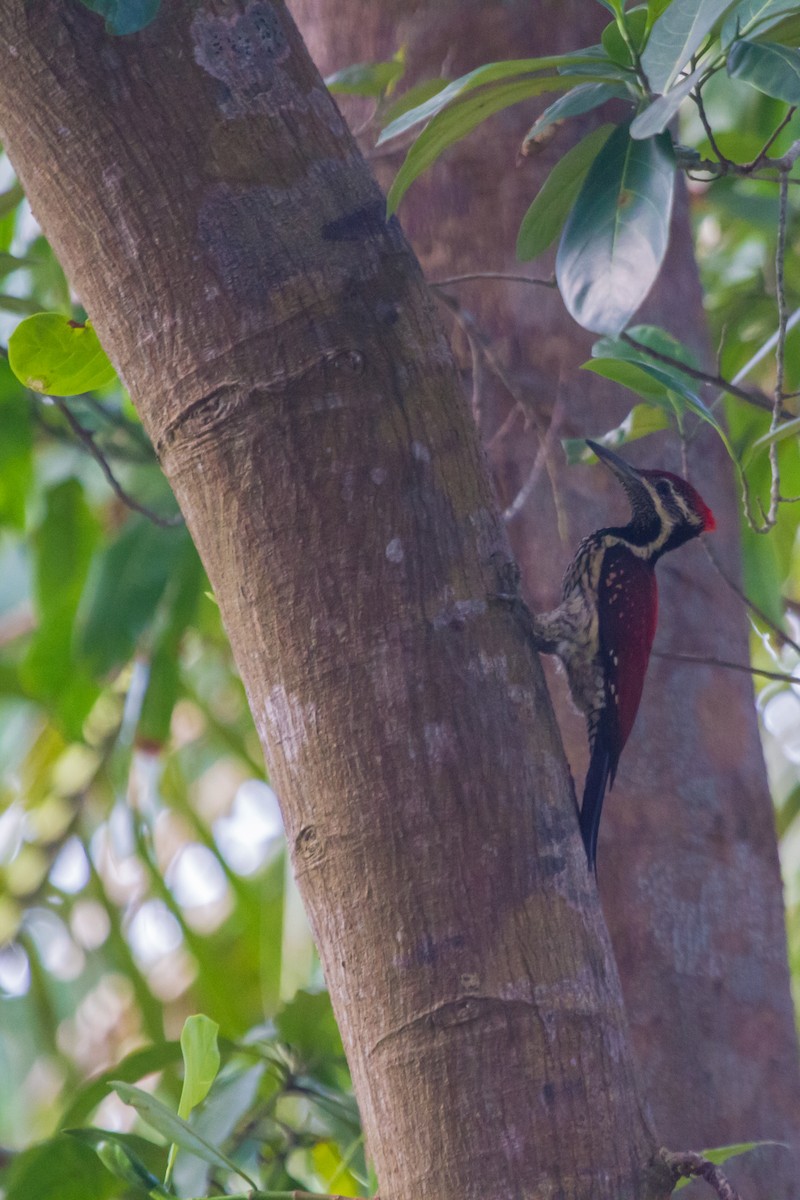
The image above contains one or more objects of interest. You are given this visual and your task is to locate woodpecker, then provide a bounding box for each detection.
[532,440,715,873]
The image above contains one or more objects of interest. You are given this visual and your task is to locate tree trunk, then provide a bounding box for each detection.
[0,3,673,1197]
[290,0,800,1194]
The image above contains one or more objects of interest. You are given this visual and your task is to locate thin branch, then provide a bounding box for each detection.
[702,540,800,658]
[52,397,184,527]
[692,86,732,168]
[430,271,556,288]
[619,333,787,417]
[653,648,800,687]
[744,106,797,171]
[660,1149,742,1200]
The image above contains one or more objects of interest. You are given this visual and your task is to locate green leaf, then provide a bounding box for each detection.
[556,123,675,334]
[743,414,800,464]
[76,0,161,35]
[517,123,615,261]
[642,0,741,92]
[109,1081,258,1188]
[8,313,117,395]
[387,74,609,213]
[630,62,705,137]
[523,82,631,145]
[377,53,618,144]
[721,0,800,46]
[0,359,33,529]
[601,8,650,66]
[78,517,189,676]
[381,78,450,126]
[727,38,800,104]
[2,1134,117,1200]
[325,57,405,99]
[67,1130,169,1198]
[178,1015,221,1119]
[562,404,670,463]
[21,480,100,733]
[593,323,702,369]
[0,181,24,220]
[672,1141,787,1190]
[274,989,345,1066]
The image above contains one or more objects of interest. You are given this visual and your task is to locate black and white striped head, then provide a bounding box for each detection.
[586,440,716,557]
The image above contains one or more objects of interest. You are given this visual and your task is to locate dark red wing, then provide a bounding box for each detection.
[596,543,658,784]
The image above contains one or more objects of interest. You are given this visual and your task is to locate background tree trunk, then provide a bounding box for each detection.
[290,0,800,1194]
[0,2,674,1198]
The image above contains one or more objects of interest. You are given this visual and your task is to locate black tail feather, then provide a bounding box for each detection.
[580,743,612,875]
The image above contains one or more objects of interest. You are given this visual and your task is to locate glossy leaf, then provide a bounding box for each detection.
[562,404,670,463]
[517,124,615,260]
[641,0,740,92]
[8,313,117,396]
[523,82,630,145]
[110,1081,258,1187]
[727,38,800,104]
[593,322,702,370]
[76,0,161,35]
[387,74,609,213]
[377,53,616,143]
[556,123,675,334]
[721,0,800,46]
[325,57,404,98]
[743,414,800,464]
[630,62,705,137]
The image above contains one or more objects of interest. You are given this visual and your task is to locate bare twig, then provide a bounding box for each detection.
[430,271,556,288]
[702,540,800,658]
[52,397,184,528]
[692,86,732,169]
[619,333,787,417]
[653,648,800,687]
[744,106,797,171]
[660,1149,742,1200]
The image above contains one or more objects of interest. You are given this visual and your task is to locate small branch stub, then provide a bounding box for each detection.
[659,1149,743,1200]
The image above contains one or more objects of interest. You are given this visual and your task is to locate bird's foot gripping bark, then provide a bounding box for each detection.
[658,1148,744,1200]
[489,556,552,655]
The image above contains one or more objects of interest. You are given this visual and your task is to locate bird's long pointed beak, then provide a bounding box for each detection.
[585,439,644,485]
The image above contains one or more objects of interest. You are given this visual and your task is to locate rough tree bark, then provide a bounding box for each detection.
[0,2,677,1198]
[290,1,800,1195]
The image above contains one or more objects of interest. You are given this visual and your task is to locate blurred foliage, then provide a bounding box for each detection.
[2,2,800,1197]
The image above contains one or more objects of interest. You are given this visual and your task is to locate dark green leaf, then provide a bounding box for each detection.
[78,517,190,676]
[642,0,741,92]
[593,323,702,369]
[0,181,24,220]
[556,123,675,334]
[67,1131,169,1198]
[562,405,671,463]
[76,0,161,35]
[8,313,117,395]
[523,82,631,144]
[0,359,33,529]
[274,989,345,1066]
[110,1081,257,1187]
[0,252,36,281]
[727,38,800,104]
[20,480,100,732]
[387,74,612,213]
[2,1134,116,1200]
[325,58,405,99]
[721,0,800,46]
[517,124,615,261]
[377,53,619,144]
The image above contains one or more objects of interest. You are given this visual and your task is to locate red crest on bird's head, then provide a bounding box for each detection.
[640,469,716,533]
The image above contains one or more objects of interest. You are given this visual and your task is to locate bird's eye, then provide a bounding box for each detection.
[656,480,671,498]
